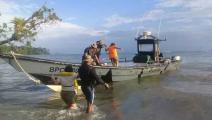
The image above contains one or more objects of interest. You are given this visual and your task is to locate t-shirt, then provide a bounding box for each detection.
[107,45,118,59]
[56,73,78,91]
[78,63,105,86]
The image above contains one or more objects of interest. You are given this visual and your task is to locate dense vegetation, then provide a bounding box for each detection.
[0,43,49,55]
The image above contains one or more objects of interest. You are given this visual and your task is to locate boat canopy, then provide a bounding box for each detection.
[133,31,163,63]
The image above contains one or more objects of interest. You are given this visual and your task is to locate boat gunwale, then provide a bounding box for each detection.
[0,53,180,70]
[0,53,144,69]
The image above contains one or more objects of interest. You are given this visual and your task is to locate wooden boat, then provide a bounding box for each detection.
[0,31,181,91]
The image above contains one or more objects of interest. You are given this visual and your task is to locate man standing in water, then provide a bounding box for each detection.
[78,55,110,113]
[51,65,78,109]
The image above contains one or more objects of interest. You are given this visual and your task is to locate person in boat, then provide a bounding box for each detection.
[106,43,121,67]
[96,40,107,61]
[82,43,101,65]
[51,64,78,109]
[78,55,110,113]
[155,47,160,63]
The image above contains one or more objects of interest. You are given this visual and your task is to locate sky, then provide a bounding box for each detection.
[0,0,212,54]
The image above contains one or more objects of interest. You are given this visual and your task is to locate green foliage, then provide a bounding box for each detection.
[0,20,12,40]
[0,44,49,55]
[0,5,61,45]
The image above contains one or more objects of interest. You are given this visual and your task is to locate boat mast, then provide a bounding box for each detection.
[156,17,163,62]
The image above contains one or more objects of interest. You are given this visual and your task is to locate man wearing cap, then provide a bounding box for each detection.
[96,40,107,61]
[78,55,110,113]
[82,43,100,65]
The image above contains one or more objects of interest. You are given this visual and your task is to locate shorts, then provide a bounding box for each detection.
[110,57,118,65]
[60,91,76,105]
[81,86,95,104]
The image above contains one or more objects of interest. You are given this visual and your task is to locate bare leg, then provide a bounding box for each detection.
[114,58,118,67]
[110,59,114,66]
[86,102,93,113]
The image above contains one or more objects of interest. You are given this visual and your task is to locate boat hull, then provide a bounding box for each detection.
[0,54,180,85]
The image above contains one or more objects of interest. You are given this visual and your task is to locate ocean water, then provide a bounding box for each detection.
[1,51,212,120]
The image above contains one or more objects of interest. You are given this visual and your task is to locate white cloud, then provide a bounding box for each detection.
[35,22,110,54]
[103,9,164,28]
[1,0,212,53]
[184,0,212,10]
[0,0,36,23]
[101,0,212,53]
[205,19,212,26]
[103,14,136,28]
[103,0,212,31]
[64,17,77,22]
[0,0,110,54]
[156,0,212,18]
[38,22,109,40]
[157,0,185,8]
[147,0,212,32]
[0,0,107,39]
[0,0,108,40]
[140,9,164,22]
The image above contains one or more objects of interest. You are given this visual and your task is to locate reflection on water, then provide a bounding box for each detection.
[1,51,212,120]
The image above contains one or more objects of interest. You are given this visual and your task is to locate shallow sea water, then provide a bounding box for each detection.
[1,51,212,120]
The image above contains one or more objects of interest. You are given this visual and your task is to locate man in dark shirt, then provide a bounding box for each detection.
[78,55,109,113]
[82,43,100,65]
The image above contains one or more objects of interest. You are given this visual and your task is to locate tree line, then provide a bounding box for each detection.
[0,44,49,55]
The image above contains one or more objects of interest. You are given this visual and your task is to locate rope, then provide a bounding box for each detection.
[10,51,41,84]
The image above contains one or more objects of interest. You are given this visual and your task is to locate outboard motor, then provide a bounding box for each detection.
[172,56,181,61]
